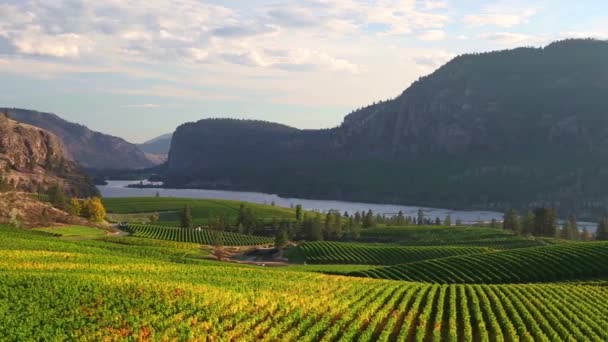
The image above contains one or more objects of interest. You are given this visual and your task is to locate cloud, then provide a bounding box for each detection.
[122,104,161,108]
[412,51,455,70]
[481,32,542,45]
[464,8,536,28]
[418,30,446,41]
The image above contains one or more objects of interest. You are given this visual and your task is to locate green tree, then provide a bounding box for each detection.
[47,184,67,209]
[67,197,82,216]
[435,217,441,225]
[362,209,375,228]
[596,217,608,241]
[521,210,535,235]
[417,208,424,226]
[503,209,520,233]
[311,213,323,241]
[444,215,452,226]
[533,207,557,237]
[274,229,289,257]
[180,205,193,229]
[295,204,303,222]
[566,215,579,240]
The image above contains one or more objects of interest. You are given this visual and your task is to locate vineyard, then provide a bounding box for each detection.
[1,225,607,341]
[296,241,493,265]
[126,223,273,246]
[352,242,608,283]
[103,197,297,225]
[358,226,548,249]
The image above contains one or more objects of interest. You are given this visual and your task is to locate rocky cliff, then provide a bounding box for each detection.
[0,114,97,196]
[2,108,159,170]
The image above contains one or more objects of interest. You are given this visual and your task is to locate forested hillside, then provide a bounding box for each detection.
[166,39,608,219]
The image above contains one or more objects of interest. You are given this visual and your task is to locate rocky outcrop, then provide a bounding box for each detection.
[2,108,159,170]
[0,114,97,196]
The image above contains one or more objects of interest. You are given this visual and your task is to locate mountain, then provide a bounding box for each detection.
[138,133,173,155]
[0,114,98,196]
[165,39,608,219]
[1,108,159,170]
[138,133,173,163]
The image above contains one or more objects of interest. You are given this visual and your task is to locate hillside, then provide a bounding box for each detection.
[138,133,173,155]
[0,114,97,197]
[165,39,608,218]
[2,108,159,170]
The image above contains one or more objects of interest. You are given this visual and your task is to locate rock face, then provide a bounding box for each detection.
[138,133,173,163]
[166,39,608,218]
[2,108,158,170]
[0,114,97,196]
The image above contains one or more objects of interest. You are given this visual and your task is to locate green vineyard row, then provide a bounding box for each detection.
[126,223,273,246]
[352,242,608,283]
[297,241,492,265]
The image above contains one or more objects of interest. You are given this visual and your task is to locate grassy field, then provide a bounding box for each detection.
[352,242,608,283]
[1,225,607,340]
[33,226,109,238]
[103,197,297,225]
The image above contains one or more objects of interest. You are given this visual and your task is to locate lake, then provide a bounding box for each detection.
[99,180,507,224]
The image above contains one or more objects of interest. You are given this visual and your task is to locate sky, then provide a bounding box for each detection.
[0,0,607,143]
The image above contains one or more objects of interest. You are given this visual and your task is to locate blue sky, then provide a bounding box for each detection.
[0,0,607,143]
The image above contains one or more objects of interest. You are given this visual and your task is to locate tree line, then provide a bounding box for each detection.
[502,207,606,241]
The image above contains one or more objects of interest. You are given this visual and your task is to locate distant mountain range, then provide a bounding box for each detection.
[166,39,608,219]
[1,108,161,170]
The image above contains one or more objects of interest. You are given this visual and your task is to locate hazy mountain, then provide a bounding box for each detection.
[2,108,159,170]
[0,114,97,196]
[138,133,173,155]
[138,133,173,163]
[167,39,608,218]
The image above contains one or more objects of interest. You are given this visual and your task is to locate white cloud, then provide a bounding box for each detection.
[481,32,542,45]
[418,30,446,41]
[122,104,161,108]
[464,8,536,28]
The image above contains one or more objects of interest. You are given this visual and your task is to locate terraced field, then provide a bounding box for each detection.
[126,223,273,246]
[358,226,548,249]
[352,242,608,283]
[1,226,607,341]
[296,241,493,265]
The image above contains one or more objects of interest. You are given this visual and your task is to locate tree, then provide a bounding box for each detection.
[180,205,193,229]
[311,213,323,241]
[274,229,289,257]
[67,197,82,216]
[444,215,452,226]
[295,204,303,222]
[580,226,591,241]
[47,184,67,209]
[596,217,608,241]
[566,215,579,240]
[211,230,225,261]
[435,217,441,225]
[417,208,424,226]
[87,197,106,222]
[503,209,520,233]
[521,210,535,235]
[362,209,375,228]
[533,207,557,237]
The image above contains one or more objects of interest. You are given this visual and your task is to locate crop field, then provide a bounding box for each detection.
[1,225,607,341]
[103,197,297,224]
[358,226,550,249]
[33,226,109,238]
[352,242,608,283]
[127,223,274,246]
[296,241,493,265]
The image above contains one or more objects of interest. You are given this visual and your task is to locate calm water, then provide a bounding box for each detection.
[99,180,506,224]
